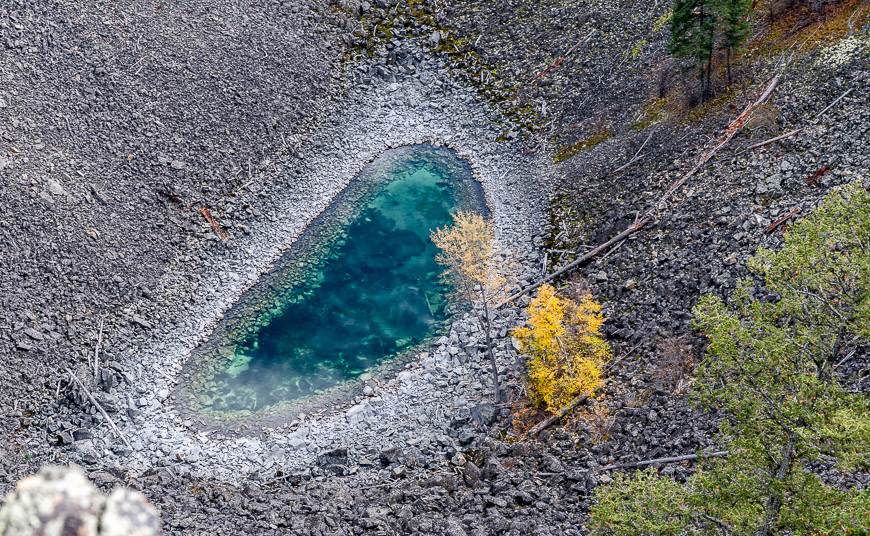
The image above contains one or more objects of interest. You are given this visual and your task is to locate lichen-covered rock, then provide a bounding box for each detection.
[0,466,159,536]
[101,488,161,536]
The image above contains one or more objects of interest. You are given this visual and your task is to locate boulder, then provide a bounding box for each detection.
[0,466,159,536]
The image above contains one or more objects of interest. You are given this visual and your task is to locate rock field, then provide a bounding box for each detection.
[1,0,868,534]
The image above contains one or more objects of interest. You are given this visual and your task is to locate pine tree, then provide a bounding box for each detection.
[714,0,752,84]
[669,0,717,100]
[590,182,870,535]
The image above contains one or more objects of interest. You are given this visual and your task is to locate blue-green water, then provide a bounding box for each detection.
[184,146,485,415]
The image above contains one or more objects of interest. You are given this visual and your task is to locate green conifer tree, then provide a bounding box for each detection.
[590,182,870,535]
[714,0,752,84]
[669,0,717,100]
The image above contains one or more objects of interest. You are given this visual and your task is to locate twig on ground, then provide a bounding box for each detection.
[516,30,596,99]
[604,342,643,374]
[65,367,133,451]
[766,207,801,233]
[804,164,830,187]
[94,317,104,383]
[739,127,804,154]
[527,394,590,437]
[198,206,229,241]
[613,130,655,174]
[814,87,854,121]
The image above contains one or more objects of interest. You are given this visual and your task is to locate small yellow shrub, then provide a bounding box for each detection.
[513,284,611,413]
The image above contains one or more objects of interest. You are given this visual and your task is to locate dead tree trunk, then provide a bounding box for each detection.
[480,289,502,404]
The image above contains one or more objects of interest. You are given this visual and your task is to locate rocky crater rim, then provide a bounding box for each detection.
[100,66,554,479]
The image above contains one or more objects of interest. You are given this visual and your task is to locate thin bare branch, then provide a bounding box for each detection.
[598,450,728,471]
[65,367,133,451]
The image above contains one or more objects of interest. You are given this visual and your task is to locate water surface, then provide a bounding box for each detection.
[184,145,485,416]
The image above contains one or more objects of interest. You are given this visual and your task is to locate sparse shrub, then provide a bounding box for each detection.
[590,468,695,535]
[513,284,612,413]
[579,401,617,444]
[650,335,697,394]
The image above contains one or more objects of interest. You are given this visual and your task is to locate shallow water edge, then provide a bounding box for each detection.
[175,144,488,426]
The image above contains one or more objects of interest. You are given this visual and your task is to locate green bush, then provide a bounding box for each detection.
[590,182,870,535]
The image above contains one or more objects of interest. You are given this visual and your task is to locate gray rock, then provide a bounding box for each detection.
[0,466,158,536]
[23,328,43,341]
[345,400,371,426]
[46,178,66,197]
[100,488,160,536]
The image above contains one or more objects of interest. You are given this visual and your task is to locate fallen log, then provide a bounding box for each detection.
[598,450,728,472]
[657,74,781,211]
[498,75,782,309]
[526,394,590,437]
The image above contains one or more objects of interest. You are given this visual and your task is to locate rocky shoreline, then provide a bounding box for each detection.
[98,48,554,480]
[2,0,868,534]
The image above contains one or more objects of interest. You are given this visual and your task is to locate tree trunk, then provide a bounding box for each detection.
[726,48,732,85]
[480,290,501,403]
[704,29,715,100]
[758,431,798,536]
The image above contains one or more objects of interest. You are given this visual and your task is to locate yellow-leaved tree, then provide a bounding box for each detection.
[513,283,611,413]
[432,212,510,403]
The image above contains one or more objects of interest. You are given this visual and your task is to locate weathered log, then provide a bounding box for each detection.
[814,86,854,120]
[598,450,729,472]
[198,206,229,240]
